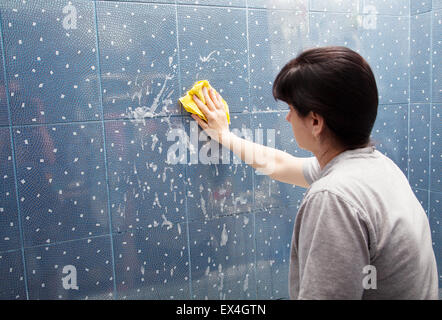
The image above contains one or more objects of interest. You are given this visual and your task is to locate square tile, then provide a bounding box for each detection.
[0,249,26,299]
[255,207,297,299]
[430,104,441,191]
[105,117,186,233]
[0,127,21,252]
[189,213,256,299]
[13,122,109,246]
[308,12,361,50]
[410,13,432,103]
[113,224,190,299]
[360,15,409,104]
[429,191,441,287]
[252,111,310,211]
[371,104,408,177]
[97,2,180,120]
[0,0,101,125]
[25,235,114,299]
[185,113,253,220]
[248,9,308,111]
[409,104,430,189]
[178,5,248,113]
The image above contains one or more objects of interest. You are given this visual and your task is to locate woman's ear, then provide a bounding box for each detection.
[310,111,325,140]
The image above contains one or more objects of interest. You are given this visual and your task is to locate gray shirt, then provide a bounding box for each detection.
[289,146,438,299]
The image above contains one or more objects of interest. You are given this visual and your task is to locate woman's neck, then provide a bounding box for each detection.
[314,144,347,169]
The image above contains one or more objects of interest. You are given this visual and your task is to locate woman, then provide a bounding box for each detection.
[190,46,438,299]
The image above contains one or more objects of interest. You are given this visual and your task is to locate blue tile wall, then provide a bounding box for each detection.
[0,0,102,125]
[185,113,253,220]
[0,40,8,127]
[120,0,175,3]
[97,2,181,120]
[308,11,361,49]
[363,0,409,15]
[411,0,433,15]
[371,104,409,176]
[0,127,20,252]
[0,0,440,300]
[409,104,430,189]
[178,5,249,113]
[113,224,190,299]
[24,235,114,299]
[433,10,441,102]
[255,206,298,299]
[410,12,431,103]
[310,0,362,13]
[361,15,410,104]
[178,0,246,7]
[0,249,26,299]
[13,122,109,247]
[189,213,256,299]
[433,40,441,103]
[248,9,308,111]
[105,117,187,232]
[249,0,308,10]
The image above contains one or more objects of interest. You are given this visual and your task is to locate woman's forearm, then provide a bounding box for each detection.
[219,131,309,188]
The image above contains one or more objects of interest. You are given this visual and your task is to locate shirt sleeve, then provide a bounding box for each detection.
[295,190,371,300]
[302,156,321,185]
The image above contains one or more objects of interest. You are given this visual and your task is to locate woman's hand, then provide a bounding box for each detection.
[191,86,230,143]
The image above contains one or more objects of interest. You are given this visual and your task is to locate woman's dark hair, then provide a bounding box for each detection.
[273,46,378,149]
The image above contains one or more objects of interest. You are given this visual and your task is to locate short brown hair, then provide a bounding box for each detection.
[273,46,378,149]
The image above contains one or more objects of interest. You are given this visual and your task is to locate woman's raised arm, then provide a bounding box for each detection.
[190,86,309,188]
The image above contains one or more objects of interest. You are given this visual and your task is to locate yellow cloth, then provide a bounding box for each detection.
[179,80,230,124]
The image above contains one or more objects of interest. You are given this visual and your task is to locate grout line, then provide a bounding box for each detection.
[3,102,407,129]
[0,210,259,254]
[8,114,186,128]
[0,247,24,255]
[95,0,417,15]
[174,0,193,299]
[5,233,114,251]
[428,7,433,218]
[0,198,349,255]
[245,0,251,115]
[0,9,29,300]
[174,1,183,111]
[111,0,247,10]
[244,2,258,297]
[93,0,118,300]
